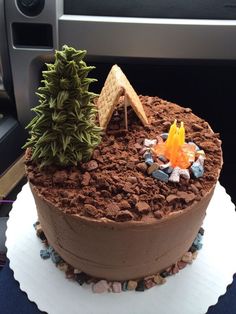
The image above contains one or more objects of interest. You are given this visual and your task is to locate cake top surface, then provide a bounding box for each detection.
[26,95,222,223]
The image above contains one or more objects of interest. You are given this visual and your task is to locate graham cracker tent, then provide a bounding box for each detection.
[97,64,149,130]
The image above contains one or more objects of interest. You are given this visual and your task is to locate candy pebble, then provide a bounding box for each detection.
[153,274,166,285]
[144,139,157,147]
[51,250,62,264]
[127,280,138,290]
[76,272,91,285]
[144,152,154,166]
[169,167,181,182]
[190,163,204,178]
[135,279,145,291]
[147,163,159,175]
[161,133,168,140]
[122,281,128,291]
[144,278,156,289]
[112,282,122,293]
[152,169,169,182]
[92,280,110,293]
[179,168,190,180]
[40,249,50,259]
[181,252,193,264]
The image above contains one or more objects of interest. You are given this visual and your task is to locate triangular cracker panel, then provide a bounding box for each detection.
[97,65,149,129]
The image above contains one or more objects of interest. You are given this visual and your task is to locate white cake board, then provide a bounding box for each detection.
[6,182,236,314]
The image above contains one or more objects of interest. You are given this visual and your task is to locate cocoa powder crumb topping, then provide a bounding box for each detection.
[25,96,222,222]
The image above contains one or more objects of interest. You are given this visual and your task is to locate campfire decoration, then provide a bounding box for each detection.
[154,120,196,169]
[142,120,206,183]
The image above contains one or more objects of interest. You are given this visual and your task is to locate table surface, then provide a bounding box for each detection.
[1,182,236,314]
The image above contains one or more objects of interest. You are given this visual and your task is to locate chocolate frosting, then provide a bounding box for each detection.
[31,183,214,280]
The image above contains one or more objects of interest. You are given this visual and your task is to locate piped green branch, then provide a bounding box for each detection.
[23,45,102,168]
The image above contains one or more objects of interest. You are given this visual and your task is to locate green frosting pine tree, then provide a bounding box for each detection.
[24,45,102,168]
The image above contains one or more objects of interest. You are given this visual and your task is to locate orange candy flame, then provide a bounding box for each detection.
[154,121,195,169]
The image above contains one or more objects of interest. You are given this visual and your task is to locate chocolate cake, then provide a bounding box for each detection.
[26,94,222,281]
[23,48,222,290]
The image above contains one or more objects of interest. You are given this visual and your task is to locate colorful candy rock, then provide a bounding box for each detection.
[195,232,203,243]
[171,263,179,274]
[112,282,122,293]
[169,167,181,182]
[160,162,173,174]
[163,166,173,174]
[177,261,188,270]
[147,163,159,175]
[35,224,47,240]
[160,270,171,278]
[40,249,50,259]
[35,224,42,233]
[144,278,156,289]
[127,280,138,290]
[144,138,157,147]
[199,227,205,235]
[192,251,198,260]
[195,150,206,159]
[153,274,166,285]
[51,250,62,264]
[152,169,169,182]
[122,281,128,291]
[57,262,69,272]
[196,242,203,252]
[158,155,168,163]
[48,246,54,254]
[38,231,46,241]
[144,152,154,166]
[65,269,76,280]
[181,252,193,264]
[92,280,110,293]
[193,233,203,250]
[76,272,91,285]
[135,279,145,291]
[159,162,171,170]
[179,168,190,180]
[160,133,168,140]
[197,155,205,166]
[190,163,204,178]
[74,268,82,274]
[33,221,40,228]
